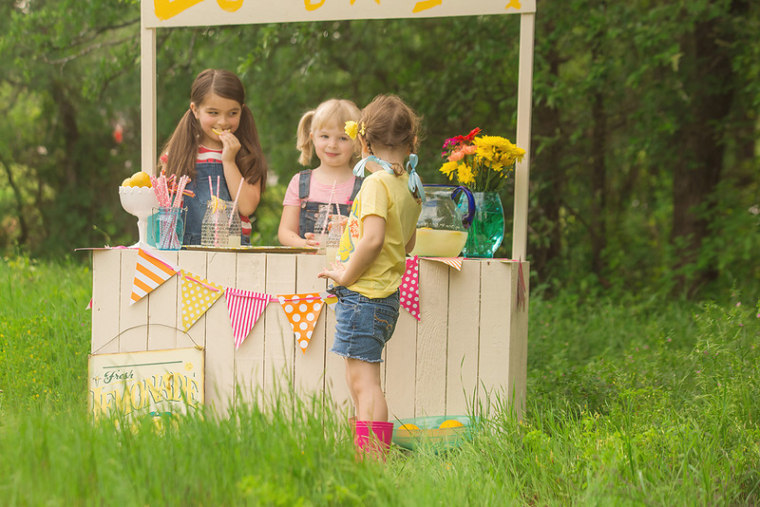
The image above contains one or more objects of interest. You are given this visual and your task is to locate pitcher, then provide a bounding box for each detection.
[410,184,475,258]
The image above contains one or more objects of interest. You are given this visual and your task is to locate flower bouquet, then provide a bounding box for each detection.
[439,128,525,257]
[439,127,525,192]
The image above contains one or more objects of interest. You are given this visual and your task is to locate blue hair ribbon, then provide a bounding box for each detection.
[352,155,395,178]
[353,154,425,202]
[406,154,425,201]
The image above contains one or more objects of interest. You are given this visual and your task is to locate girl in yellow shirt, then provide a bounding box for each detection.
[319,94,424,460]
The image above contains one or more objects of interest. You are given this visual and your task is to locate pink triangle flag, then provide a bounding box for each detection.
[225,288,271,349]
[400,256,420,320]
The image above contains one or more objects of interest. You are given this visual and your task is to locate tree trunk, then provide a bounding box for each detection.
[531,31,563,280]
[671,12,737,295]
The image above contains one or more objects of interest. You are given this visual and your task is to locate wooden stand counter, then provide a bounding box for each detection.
[90,248,528,420]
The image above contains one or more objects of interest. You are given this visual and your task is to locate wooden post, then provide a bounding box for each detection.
[140,25,156,175]
[512,12,535,261]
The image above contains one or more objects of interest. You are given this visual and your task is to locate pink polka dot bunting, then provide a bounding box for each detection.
[400,256,420,321]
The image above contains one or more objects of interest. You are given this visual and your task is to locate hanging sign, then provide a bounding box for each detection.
[142,0,536,28]
[88,347,204,419]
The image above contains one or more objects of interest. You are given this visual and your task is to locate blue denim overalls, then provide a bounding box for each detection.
[183,162,232,245]
[297,170,363,237]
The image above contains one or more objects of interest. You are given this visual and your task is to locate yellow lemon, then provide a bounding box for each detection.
[121,177,131,187]
[130,171,152,188]
[398,423,420,431]
[439,419,464,429]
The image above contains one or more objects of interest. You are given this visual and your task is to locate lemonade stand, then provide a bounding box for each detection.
[89,0,535,421]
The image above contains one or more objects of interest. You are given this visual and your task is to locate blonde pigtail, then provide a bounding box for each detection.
[296,110,315,166]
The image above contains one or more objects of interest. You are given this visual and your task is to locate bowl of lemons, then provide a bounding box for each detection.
[118,171,157,247]
[392,415,477,452]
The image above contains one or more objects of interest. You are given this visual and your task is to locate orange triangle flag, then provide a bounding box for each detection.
[130,248,177,305]
[277,293,325,353]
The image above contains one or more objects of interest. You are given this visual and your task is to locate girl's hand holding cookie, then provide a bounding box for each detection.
[215,129,241,163]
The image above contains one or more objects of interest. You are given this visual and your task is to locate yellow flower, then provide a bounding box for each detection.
[440,160,459,178]
[457,163,476,186]
[344,121,358,140]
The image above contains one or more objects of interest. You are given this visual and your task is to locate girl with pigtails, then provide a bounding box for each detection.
[160,69,268,245]
[278,99,363,248]
[319,94,425,460]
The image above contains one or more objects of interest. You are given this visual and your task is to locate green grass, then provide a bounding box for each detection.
[1,256,759,505]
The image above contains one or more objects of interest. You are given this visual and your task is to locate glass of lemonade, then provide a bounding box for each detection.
[324,214,343,268]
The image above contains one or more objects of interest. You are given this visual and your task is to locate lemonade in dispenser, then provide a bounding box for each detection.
[410,185,475,258]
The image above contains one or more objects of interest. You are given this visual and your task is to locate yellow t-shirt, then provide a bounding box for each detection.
[338,170,422,298]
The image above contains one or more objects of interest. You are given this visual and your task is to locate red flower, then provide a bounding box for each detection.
[463,127,482,141]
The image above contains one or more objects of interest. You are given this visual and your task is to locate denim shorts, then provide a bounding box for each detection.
[330,286,400,363]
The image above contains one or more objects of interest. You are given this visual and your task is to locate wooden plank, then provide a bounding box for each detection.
[205,251,237,416]
[234,253,267,409]
[446,259,481,417]
[414,259,449,418]
[264,254,297,395]
[91,250,121,354]
[142,0,537,29]
[118,248,148,352]
[176,250,208,349]
[385,308,417,421]
[507,261,529,416]
[477,260,512,417]
[324,296,352,417]
[147,249,179,351]
[293,254,328,399]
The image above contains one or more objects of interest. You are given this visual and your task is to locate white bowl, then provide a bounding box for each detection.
[119,186,158,246]
[119,186,159,218]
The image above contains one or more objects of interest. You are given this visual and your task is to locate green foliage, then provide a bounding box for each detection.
[0,2,759,299]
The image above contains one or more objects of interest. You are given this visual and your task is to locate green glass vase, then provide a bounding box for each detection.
[461,191,505,258]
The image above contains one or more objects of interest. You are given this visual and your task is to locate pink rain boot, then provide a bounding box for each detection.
[354,420,394,462]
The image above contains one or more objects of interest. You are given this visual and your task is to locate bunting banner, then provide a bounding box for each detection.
[85,297,93,310]
[225,288,271,349]
[400,256,421,321]
[423,257,463,271]
[130,248,178,305]
[179,270,224,331]
[277,293,325,353]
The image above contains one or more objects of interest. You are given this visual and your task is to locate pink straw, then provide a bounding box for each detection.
[215,175,220,246]
[227,177,245,228]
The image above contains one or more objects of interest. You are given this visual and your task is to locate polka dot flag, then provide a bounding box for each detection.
[400,256,420,320]
[179,270,224,332]
[277,293,325,353]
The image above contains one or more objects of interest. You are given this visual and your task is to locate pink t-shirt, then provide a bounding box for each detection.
[282,172,359,207]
